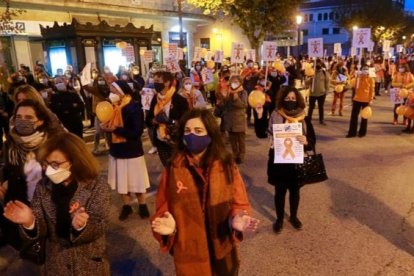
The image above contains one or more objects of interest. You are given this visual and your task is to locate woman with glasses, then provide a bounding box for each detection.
[0,99,62,250]
[3,132,110,275]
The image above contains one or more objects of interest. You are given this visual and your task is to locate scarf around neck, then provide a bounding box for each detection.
[277,108,306,123]
[154,86,176,140]
[8,129,46,166]
[108,95,132,143]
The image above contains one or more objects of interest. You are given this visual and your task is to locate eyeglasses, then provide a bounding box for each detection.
[43,160,69,170]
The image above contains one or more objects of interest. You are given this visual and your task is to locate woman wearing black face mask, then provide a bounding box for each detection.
[267,87,316,234]
[146,71,189,167]
[0,99,62,250]
[151,108,259,276]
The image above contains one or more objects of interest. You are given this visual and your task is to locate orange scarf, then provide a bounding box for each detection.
[277,109,306,123]
[154,86,175,140]
[181,88,196,110]
[108,95,132,143]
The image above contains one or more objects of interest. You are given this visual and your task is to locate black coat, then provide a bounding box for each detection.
[146,91,189,145]
[267,116,316,185]
[50,90,84,138]
[109,101,145,159]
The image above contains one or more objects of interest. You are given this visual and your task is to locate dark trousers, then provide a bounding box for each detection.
[375,82,381,96]
[274,181,300,220]
[348,101,369,136]
[253,107,269,138]
[228,132,246,161]
[308,95,326,123]
[156,141,173,168]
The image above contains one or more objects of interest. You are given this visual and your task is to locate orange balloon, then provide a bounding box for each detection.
[248,90,266,108]
[399,88,409,98]
[206,60,215,69]
[360,106,372,119]
[304,67,314,77]
[404,107,414,119]
[396,105,407,116]
[96,101,114,123]
[334,85,344,93]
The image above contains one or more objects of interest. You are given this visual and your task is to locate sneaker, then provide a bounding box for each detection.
[148,147,158,154]
[119,205,133,221]
[235,157,243,164]
[139,204,150,219]
[339,112,343,117]
[320,121,326,125]
[330,112,335,116]
[92,149,100,156]
[346,134,356,138]
[272,219,283,234]
[289,217,303,230]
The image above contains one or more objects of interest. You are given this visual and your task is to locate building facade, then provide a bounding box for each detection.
[0,0,213,75]
[299,0,406,56]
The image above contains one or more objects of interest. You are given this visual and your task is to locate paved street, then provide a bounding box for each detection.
[1,90,414,275]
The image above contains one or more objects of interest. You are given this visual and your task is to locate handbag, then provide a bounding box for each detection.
[19,235,46,265]
[295,147,328,186]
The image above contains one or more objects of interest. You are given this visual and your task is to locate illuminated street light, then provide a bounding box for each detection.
[402,35,407,40]
[352,25,358,30]
[212,28,218,34]
[296,15,303,25]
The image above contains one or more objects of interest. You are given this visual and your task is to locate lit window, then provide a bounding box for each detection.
[49,47,68,76]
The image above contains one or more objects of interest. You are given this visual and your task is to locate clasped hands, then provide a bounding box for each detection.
[3,200,89,231]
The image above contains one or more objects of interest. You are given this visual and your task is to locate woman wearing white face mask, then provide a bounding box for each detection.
[3,132,110,275]
[178,77,206,110]
[391,63,414,127]
[0,99,62,251]
[102,81,151,221]
[220,75,248,164]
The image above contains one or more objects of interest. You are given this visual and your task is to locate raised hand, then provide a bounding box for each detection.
[72,207,89,230]
[231,211,259,232]
[3,200,35,228]
[151,212,176,235]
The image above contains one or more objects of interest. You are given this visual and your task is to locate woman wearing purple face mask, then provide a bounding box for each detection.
[151,108,259,276]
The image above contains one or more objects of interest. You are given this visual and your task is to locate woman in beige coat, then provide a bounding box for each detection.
[3,132,110,275]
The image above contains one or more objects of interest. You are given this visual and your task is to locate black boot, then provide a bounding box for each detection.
[272,219,283,234]
[289,216,303,230]
[119,205,133,221]
[139,204,150,218]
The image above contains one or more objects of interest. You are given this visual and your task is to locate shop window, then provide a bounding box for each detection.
[49,47,68,76]
[322,28,329,35]
[302,29,309,36]
[103,46,128,75]
[200,38,210,49]
[333,28,341,34]
[168,32,187,47]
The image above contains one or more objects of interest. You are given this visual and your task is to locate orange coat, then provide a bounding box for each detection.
[354,75,374,103]
[152,153,251,276]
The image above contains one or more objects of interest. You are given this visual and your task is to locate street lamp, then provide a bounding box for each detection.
[296,15,303,57]
[352,25,358,31]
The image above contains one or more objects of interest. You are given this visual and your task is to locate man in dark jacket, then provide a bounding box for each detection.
[146,71,189,167]
[50,77,85,138]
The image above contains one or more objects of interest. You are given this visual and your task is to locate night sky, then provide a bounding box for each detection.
[406,0,414,11]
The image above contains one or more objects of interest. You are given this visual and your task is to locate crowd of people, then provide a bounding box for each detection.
[0,49,413,275]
